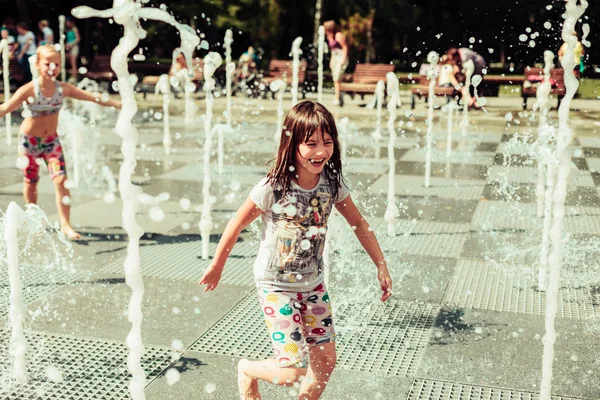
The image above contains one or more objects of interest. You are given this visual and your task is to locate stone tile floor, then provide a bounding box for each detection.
[1,92,599,399]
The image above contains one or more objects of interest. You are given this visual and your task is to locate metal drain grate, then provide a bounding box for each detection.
[0,285,56,316]
[400,149,495,166]
[101,236,257,286]
[407,378,587,400]
[191,293,436,376]
[369,175,486,200]
[0,331,174,399]
[487,165,595,187]
[443,259,599,319]
[472,201,600,234]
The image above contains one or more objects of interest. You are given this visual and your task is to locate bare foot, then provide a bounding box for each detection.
[61,225,81,240]
[238,359,261,400]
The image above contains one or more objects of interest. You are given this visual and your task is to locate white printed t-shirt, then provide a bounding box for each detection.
[249,173,350,291]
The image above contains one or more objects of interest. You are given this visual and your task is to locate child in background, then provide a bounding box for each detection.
[0,44,121,239]
[199,100,392,400]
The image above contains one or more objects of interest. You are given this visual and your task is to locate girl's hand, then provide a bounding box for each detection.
[377,265,393,302]
[198,264,223,291]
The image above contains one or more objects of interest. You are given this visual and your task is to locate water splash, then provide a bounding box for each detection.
[271,79,287,143]
[290,37,303,106]
[384,73,399,235]
[199,52,222,260]
[155,74,172,155]
[224,29,234,127]
[317,26,325,103]
[424,51,439,188]
[72,2,201,398]
[539,1,588,399]
[58,16,66,83]
[0,39,12,145]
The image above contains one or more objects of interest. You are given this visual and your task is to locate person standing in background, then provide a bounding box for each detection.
[38,20,54,45]
[13,22,37,83]
[65,17,81,82]
[323,20,348,107]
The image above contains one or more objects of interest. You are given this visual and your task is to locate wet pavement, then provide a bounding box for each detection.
[1,90,600,399]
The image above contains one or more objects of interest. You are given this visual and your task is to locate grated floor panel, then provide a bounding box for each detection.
[190,294,436,376]
[407,378,588,400]
[101,236,257,286]
[369,175,486,200]
[0,331,174,399]
[443,259,599,319]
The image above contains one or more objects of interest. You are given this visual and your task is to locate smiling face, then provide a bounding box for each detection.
[295,128,334,178]
[37,50,61,80]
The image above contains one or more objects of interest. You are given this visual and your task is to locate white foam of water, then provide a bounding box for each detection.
[200,52,222,260]
[424,52,439,188]
[317,26,325,103]
[0,40,11,145]
[155,74,172,155]
[384,73,399,235]
[58,16,66,82]
[224,29,234,127]
[290,37,303,106]
[271,79,287,143]
[539,2,588,399]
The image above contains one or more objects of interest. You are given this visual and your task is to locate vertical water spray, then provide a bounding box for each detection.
[460,59,474,129]
[446,103,455,157]
[59,15,66,83]
[338,117,350,166]
[384,73,399,235]
[4,203,28,384]
[199,52,222,260]
[424,51,439,188]
[317,26,325,103]
[1,39,12,145]
[271,79,287,143]
[371,80,385,159]
[290,37,303,106]
[72,2,200,398]
[224,29,233,127]
[539,1,588,399]
[156,74,172,155]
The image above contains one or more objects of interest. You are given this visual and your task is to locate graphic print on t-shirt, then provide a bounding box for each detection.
[270,187,333,278]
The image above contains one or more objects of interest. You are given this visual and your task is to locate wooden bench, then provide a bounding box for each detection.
[521,67,565,110]
[83,55,115,82]
[340,63,395,100]
[261,59,307,98]
[410,64,458,109]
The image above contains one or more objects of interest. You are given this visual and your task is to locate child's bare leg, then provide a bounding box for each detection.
[69,53,78,80]
[23,181,38,204]
[238,358,307,400]
[298,342,336,400]
[53,175,80,239]
[334,81,341,103]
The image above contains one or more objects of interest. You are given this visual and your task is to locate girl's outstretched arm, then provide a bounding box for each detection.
[0,83,31,118]
[198,197,263,291]
[62,83,122,109]
[335,195,393,302]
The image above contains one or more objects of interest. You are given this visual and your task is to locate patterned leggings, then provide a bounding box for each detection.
[18,132,66,183]
[258,282,335,367]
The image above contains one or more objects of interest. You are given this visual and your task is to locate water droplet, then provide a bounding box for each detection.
[469,37,476,44]
[171,339,184,351]
[205,383,217,393]
[179,198,191,211]
[45,366,63,383]
[103,192,116,204]
[149,206,166,222]
[519,34,528,42]
[15,156,29,169]
[61,196,71,206]
[78,67,88,74]
[165,368,181,385]
[300,240,311,250]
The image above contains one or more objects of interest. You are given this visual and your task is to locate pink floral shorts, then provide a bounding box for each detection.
[18,132,66,183]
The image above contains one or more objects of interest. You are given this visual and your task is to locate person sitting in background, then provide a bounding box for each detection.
[170,52,190,97]
[237,46,258,80]
[447,47,486,109]
[438,55,461,90]
[38,20,54,45]
[0,26,16,52]
[13,22,37,83]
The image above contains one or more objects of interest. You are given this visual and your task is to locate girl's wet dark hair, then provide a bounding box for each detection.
[267,100,345,200]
